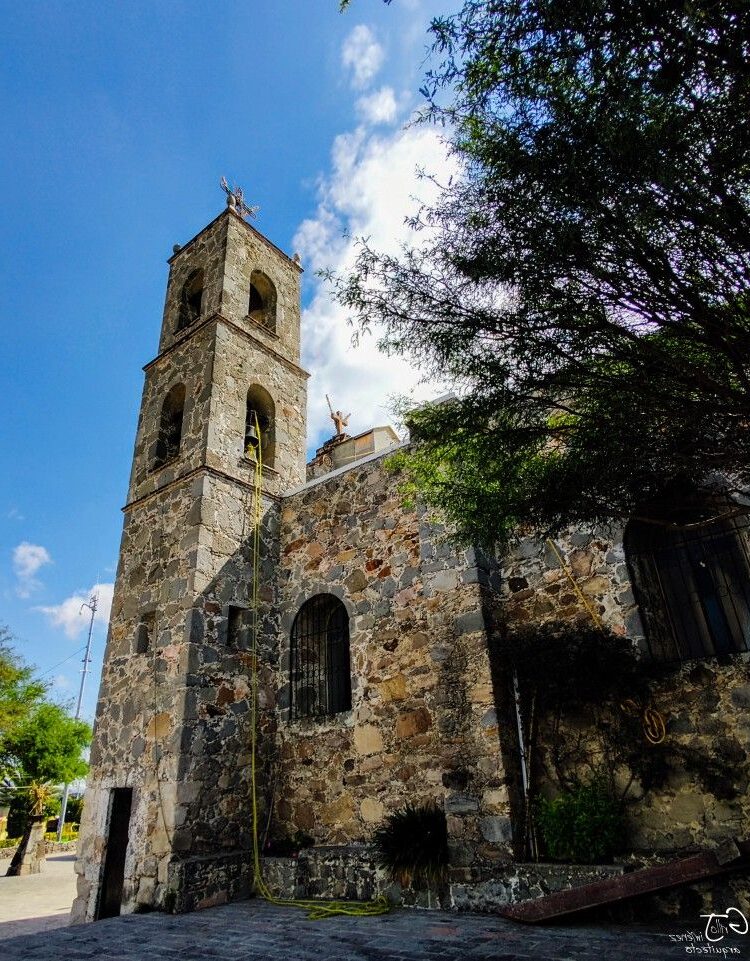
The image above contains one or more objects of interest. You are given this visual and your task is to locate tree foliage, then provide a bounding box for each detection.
[3,703,91,786]
[0,626,46,743]
[0,625,91,789]
[333,0,750,545]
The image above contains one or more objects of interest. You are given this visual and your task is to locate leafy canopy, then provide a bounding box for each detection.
[333,0,750,545]
[3,703,91,785]
[0,626,92,787]
[0,626,46,746]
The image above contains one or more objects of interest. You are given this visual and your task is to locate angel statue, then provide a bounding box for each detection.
[220,176,260,221]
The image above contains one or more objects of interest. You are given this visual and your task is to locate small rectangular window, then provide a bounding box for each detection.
[135,611,155,655]
[227,605,246,649]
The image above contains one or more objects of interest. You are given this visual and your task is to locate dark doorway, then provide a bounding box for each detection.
[96,788,133,920]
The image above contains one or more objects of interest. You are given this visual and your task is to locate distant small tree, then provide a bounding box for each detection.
[3,703,90,787]
[5,704,91,875]
[0,632,92,875]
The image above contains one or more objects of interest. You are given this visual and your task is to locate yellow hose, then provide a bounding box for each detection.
[247,414,390,919]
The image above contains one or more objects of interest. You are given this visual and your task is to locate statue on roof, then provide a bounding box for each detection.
[326,394,351,439]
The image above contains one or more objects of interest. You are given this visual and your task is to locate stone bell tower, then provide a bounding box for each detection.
[72,190,308,921]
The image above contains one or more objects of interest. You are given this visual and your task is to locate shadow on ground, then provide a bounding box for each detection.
[3,898,747,961]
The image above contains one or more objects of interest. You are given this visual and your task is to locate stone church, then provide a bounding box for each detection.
[72,197,750,922]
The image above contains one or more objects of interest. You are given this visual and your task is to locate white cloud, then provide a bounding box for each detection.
[13,542,52,598]
[294,110,456,449]
[342,24,385,90]
[356,86,398,125]
[38,582,114,640]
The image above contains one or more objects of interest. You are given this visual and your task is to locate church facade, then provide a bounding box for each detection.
[72,202,750,922]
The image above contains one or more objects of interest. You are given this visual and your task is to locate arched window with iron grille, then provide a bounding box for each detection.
[625,496,750,662]
[290,594,351,720]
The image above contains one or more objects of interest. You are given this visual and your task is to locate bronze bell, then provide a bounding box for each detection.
[245,424,260,453]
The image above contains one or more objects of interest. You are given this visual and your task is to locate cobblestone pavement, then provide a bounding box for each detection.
[2,898,749,961]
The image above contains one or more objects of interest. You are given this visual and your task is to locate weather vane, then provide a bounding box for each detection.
[220,176,259,221]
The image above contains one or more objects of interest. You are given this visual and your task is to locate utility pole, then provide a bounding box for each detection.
[57,592,98,842]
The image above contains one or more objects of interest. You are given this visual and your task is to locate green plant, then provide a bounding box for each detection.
[372,803,448,889]
[45,829,78,842]
[536,779,625,864]
[6,786,59,837]
[65,794,84,824]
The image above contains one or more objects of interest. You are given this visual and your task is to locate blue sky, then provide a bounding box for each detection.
[0,0,452,720]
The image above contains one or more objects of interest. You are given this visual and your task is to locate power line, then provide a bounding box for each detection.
[35,644,89,681]
[57,592,98,841]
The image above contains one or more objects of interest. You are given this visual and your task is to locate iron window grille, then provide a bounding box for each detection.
[625,502,750,663]
[290,594,351,720]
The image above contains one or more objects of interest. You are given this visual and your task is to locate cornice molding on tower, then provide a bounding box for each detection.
[142,312,310,380]
[167,206,303,273]
[122,462,281,514]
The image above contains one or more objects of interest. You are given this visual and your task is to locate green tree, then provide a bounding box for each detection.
[0,626,46,748]
[3,703,91,786]
[3,702,91,874]
[334,0,750,545]
[0,629,91,870]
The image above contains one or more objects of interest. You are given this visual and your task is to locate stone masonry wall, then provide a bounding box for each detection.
[75,208,307,921]
[206,320,307,498]
[128,323,216,503]
[272,454,515,883]
[498,530,750,894]
[73,471,282,920]
[221,212,303,368]
[159,214,227,355]
[73,477,203,920]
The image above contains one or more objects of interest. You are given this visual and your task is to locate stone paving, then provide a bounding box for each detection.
[2,898,749,961]
[0,854,78,941]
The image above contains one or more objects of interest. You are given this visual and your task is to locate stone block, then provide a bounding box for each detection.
[320,794,355,826]
[146,712,171,740]
[671,792,706,824]
[445,794,479,815]
[479,816,513,844]
[427,570,458,593]
[360,797,385,823]
[354,725,383,756]
[379,674,407,702]
[345,570,367,593]
[395,707,432,739]
[453,611,485,636]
